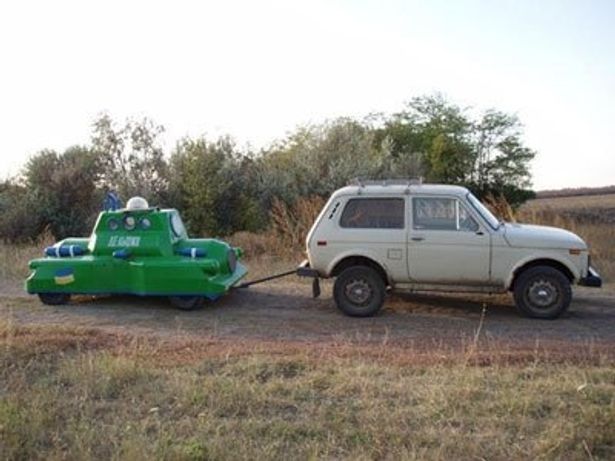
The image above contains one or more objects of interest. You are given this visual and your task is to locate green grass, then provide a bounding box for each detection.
[1,322,613,460]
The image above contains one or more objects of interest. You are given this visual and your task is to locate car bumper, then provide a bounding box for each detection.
[297,259,319,277]
[579,266,602,288]
[297,260,321,297]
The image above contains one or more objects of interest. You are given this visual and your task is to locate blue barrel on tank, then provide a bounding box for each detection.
[176,248,206,258]
[44,245,86,258]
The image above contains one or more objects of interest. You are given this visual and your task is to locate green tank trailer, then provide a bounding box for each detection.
[26,196,247,310]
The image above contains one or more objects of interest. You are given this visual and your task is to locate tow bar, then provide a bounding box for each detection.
[234,260,321,297]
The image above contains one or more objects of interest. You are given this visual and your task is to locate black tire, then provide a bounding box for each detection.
[38,293,71,305]
[333,266,386,317]
[513,266,572,319]
[169,296,204,311]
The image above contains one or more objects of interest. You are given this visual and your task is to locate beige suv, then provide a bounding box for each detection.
[298,180,601,318]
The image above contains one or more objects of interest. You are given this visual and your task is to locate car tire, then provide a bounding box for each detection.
[333,266,386,317]
[38,293,71,305]
[513,266,572,319]
[169,296,204,311]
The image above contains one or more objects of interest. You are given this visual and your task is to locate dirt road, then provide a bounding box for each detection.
[2,278,614,354]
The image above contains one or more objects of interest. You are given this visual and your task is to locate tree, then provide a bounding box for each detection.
[0,94,537,242]
[0,180,40,242]
[22,146,103,239]
[470,110,536,204]
[169,136,261,236]
[92,114,169,204]
[257,118,384,206]
[373,94,535,206]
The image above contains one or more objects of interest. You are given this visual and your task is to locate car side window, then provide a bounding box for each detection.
[458,203,479,232]
[413,197,479,232]
[340,198,405,229]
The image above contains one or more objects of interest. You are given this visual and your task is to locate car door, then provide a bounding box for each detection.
[408,195,491,284]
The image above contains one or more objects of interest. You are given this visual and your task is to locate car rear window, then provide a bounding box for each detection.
[340,198,405,229]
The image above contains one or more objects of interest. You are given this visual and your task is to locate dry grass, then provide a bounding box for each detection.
[229,196,325,261]
[0,231,54,281]
[3,194,614,460]
[270,196,326,251]
[484,193,516,222]
[1,319,614,461]
[528,193,615,210]
[519,194,615,282]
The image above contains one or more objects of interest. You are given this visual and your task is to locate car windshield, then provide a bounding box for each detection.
[466,193,500,229]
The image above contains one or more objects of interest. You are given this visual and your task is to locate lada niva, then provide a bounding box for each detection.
[299,180,602,318]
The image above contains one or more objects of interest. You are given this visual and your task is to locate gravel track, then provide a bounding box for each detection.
[2,279,614,350]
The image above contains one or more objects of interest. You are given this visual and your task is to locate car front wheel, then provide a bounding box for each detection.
[333,266,386,317]
[513,266,572,319]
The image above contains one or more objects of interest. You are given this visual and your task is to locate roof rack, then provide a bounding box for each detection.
[348,178,423,195]
[348,178,423,187]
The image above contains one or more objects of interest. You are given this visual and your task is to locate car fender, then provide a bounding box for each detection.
[505,252,581,289]
[325,249,391,281]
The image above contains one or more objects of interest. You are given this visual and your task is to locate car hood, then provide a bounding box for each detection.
[503,223,587,249]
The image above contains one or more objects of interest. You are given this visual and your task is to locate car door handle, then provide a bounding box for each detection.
[411,236,425,242]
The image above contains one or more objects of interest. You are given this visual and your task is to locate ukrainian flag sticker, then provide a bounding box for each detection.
[54,268,75,285]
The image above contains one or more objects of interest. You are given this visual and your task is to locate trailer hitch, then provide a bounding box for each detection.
[234,269,297,289]
[234,262,321,298]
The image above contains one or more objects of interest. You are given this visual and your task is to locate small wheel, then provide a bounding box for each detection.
[169,296,204,311]
[333,266,386,317]
[513,266,571,319]
[38,293,71,305]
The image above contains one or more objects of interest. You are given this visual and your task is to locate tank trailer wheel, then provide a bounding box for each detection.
[38,293,71,305]
[168,296,204,311]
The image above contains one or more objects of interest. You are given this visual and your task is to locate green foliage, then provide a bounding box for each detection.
[0,147,102,241]
[26,146,103,238]
[373,95,536,206]
[92,114,168,204]
[169,136,262,236]
[0,181,40,242]
[255,119,383,207]
[0,95,537,241]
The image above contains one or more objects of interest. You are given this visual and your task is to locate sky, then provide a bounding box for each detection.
[0,0,613,190]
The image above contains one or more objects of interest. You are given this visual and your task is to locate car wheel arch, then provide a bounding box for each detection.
[330,255,389,286]
[508,258,575,291]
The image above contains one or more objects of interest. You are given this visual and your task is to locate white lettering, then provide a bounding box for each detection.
[108,236,141,247]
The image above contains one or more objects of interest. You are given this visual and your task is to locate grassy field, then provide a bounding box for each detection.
[1,319,614,461]
[527,193,615,210]
[1,193,615,460]
[518,193,615,282]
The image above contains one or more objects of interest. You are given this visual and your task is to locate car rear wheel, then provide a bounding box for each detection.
[513,266,571,319]
[333,266,386,317]
[38,293,71,305]
[169,296,204,311]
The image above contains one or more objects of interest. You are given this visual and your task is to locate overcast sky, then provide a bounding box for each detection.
[0,0,613,190]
